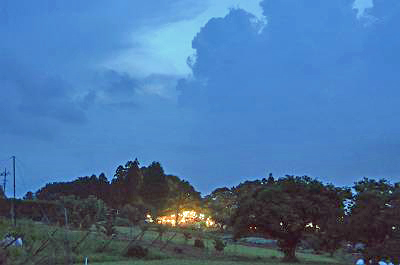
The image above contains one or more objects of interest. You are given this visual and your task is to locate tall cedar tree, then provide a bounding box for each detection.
[140,162,170,216]
[111,159,143,208]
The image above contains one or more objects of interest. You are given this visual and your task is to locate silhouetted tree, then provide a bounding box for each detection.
[205,187,237,229]
[0,187,5,199]
[140,162,169,216]
[232,176,349,262]
[347,178,400,264]
[23,191,34,200]
[167,177,201,226]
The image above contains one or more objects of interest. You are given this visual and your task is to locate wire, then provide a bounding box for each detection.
[0,157,11,169]
[15,157,31,198]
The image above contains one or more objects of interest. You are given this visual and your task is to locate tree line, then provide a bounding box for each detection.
[23,159,201,221]
[1,159,400,264]
[206,176,400,264]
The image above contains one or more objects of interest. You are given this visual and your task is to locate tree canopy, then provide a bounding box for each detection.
[232,175,350,262]
[347,178,400,264]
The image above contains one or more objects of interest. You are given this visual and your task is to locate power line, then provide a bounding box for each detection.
[0,157,11,172]
[15,157,30,197]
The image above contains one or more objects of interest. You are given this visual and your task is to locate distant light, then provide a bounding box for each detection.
[156,210,216,227]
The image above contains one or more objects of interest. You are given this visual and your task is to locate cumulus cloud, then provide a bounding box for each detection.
[1,0,399,196]
[177,0,400,190]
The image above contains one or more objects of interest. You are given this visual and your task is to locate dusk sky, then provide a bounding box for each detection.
[1,0,399,198]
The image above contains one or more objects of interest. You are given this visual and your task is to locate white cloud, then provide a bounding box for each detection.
[354,0,374,16]
[106,0,264,78]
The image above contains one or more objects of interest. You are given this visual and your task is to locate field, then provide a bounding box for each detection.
[0,218,350,265]
[75,261,336,265]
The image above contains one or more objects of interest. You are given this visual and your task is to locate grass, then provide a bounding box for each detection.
[74,260,280,265]
[74,259,340,265]
[1,219,349,265]
[115,225,342,264]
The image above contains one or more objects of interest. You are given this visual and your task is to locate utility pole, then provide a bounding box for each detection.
[0,168,9,193]
[12,156,15,201]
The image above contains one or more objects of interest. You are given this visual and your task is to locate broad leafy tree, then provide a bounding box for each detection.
[23,191,34,200]
[347,178,400,264]
[36,174,110,202]
[232,176,349,262]
[166,176,201,226]
[205,187,237,229]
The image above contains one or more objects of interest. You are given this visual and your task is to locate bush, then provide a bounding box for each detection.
[114,217,130,227]
[125,245,148,258]
[174,247,183,254]
[194,239,205,249]
[0,248,8,265]
[213,238,226,252]
[183,232,192,243]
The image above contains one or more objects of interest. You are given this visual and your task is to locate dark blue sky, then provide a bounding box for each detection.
[1,0,399,197]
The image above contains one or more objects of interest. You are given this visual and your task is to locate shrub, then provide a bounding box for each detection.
[194,238,205,249]
[114,217,130,227]
[183,232,192,244]
[0,248,8,265]
[174,247,183,254]
[104,210,116,237]
[213,238,226,252]
[125,245,148,258]
[156,225,167,241]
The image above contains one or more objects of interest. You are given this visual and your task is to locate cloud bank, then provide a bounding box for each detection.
[1,0,400,196]
[177,0,400,191]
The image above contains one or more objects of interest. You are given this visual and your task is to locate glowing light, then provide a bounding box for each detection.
[155,210,216,227]
[145,214,154,223]
[305,223,320,229]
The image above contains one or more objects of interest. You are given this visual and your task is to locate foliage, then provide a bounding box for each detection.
[0,248,7,265]
[166,177,202,226]
[194,238,205,249]
[35,173,110,203]
[156,225,167,241]
[111,159,144,208]
[347,178,400,263]
[183,231,192,244]
[121,204,146,226]
[304,217,347,256]
[213,238,227,252]
[0,188,5,200]
[232,175,350,262]
[1,217,347,265]
[29,159,203,224]
[59,195,107,229]
[140,162,170,215]
[205,187,237,228]
[125,245,149,258]
[23,191,34,200]
[103,209,117,237]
